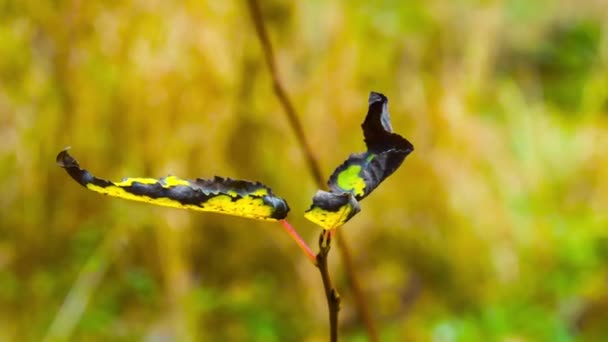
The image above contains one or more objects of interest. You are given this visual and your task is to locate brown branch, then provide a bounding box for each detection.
[246,1,378,341]
[245,0,324,186]
[333,233,378,340]
[317,230,340,342]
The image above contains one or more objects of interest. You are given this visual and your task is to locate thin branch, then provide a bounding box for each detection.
[317,230,340,342]
[280,219,317,265]
[333,232,378,339]
[245,0,324,186]
[246,1,378,340]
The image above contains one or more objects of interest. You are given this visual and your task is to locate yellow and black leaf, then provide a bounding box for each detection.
[304,191,361,230]
[305,92,413,229]
[56,149,290,220]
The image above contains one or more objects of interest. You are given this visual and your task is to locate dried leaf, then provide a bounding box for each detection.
[57,148,290,220]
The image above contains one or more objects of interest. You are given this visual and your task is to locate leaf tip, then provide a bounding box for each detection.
[369,91,387,105]
[56,147,77,168]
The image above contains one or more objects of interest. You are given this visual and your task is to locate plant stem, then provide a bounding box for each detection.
[280,219,317,265]
[245,0,324,185]
[246,1,378,340]
[317,230,340,342]
[334,232,378,340]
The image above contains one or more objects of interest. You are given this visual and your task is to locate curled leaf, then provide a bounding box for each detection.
[305,92,414,230]
[57,149,290,220]
[304,191,361,230]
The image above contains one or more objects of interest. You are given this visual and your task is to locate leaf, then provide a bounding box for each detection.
[304,191,361,230]
[56,148,290,220]
[305,92,414,229]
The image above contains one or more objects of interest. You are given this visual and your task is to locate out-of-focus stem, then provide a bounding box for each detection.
[246,1,378,340]
[157,214,196,342]
[279,220,317,265]
[245,0,324,186]
[44,224,129,342]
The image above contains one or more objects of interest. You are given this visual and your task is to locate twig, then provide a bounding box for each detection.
[280,220,317,265]
[333,233,378,340]
[317,230,340,342]
[246,1,378,340]
[245,0,324,186]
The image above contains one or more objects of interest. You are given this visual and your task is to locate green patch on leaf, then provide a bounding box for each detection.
[336,164,366,197]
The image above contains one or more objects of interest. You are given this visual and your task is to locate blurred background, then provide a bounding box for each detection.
[2,0,608,340]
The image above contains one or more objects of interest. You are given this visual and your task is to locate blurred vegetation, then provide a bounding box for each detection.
[2,0,608,341]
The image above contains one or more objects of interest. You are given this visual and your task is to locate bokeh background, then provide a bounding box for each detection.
[2,0,608,340]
